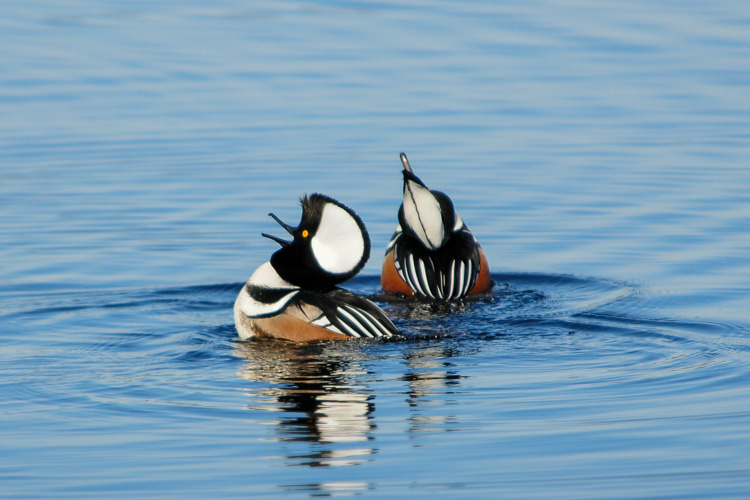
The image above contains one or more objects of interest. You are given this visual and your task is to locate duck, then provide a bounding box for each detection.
[381,153,492,300]
[235,193,399,341]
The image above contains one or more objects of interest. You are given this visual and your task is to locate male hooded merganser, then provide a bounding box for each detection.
[235,193,399,341]
[381,153,492,300]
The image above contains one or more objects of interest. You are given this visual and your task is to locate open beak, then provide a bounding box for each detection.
[261,213,295,247]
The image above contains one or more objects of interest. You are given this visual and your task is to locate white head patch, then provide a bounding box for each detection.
[311,202,365,274]
[403,179,444,250]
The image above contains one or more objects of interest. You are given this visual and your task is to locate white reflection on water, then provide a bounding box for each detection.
[233,338,473,462]
[282,480,373,497]
[402,345,464,436]
[234,341,377,467]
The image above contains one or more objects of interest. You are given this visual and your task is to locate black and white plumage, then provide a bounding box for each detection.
[264,194,371,291]
[235,194,399,341]
[386,227,480,300]
[381,153,492,300]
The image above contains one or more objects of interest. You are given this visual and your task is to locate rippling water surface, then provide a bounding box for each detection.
[2,1,750,498]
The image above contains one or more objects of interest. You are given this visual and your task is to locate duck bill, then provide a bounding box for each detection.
[262,212,295,247]
[261,232,291,247]
[400,152,413,173]
[400,153,428,189]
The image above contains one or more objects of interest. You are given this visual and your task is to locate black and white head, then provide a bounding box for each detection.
[263,193,371,291]
[398,153,458,251]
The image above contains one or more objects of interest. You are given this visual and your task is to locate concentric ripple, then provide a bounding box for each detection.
[3,274,750,499]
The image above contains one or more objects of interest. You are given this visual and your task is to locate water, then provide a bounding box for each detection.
[2,1,750,498]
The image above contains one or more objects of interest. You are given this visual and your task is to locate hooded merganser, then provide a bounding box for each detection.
[381,153,492,300]
[235,193,399,341]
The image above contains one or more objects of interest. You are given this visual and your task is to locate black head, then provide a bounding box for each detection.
[397,152,456,251]
[264,193,371,291]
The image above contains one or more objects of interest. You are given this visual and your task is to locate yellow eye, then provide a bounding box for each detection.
[301,229,309,238]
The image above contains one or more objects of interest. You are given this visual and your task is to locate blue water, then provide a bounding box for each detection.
[2,1,750,498]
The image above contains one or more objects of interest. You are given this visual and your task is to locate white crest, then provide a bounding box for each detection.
[403,179,444,250]
[311,202,365,274]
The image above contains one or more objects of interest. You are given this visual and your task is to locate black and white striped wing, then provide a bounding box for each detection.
[296,289,399,339]
[393,227,481,300]
[394,251,440,299]
[442,256,480,300]
[394,253,478,300]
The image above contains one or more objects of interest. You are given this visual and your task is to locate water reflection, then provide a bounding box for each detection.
[233,335,469,497]
[402,344,464,437]
[282,481,374,497]
[234,340,376,468]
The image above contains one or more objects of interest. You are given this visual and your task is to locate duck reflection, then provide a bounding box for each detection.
[234,340,376,468]
[402,343,464,437]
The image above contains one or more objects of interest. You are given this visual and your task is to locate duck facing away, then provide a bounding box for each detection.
[381,153,492,300]
[235,193,399,341]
